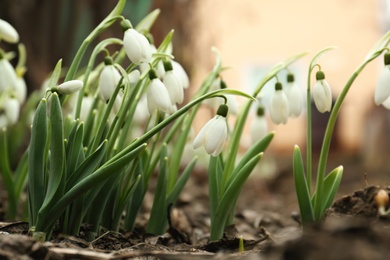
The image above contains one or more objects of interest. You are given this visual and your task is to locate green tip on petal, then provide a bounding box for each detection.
[275,82,283,91]
[149,68,158,80]
[216,103,228,117]
[220,80,227,89]
[384,53,390,66]
[316,70,325,80]
[287,73,295,83]
[120,19,132,31]
[163,60,173,72]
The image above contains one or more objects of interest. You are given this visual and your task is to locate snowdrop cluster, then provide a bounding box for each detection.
[0,19,26,128]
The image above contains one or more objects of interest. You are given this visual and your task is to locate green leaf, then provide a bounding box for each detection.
[146,145,169,235]
[210,153,262,241]
[65,121,84,175]
[28,98,48,226]
[293,145,314,225]
[41,93,65,210]
[166,156,197,205]
[47,59,62,90]
[208,156,221,224]
[135,9,161,32]
[312,166,343,215]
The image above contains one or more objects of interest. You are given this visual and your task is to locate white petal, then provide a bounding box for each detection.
[123,29,152,65]
[14,77,27,104]
[375,66,390,105]
[79,96,94,122]
[128,70,140,84]
[0,58,17,92]
[57,80,83,95]
[313,80,332,113]
[193,118,215,149]
[204,116,227,155]
[250,116,268,143]
[163,71,184,104]
[4,97,19,125]
[172,60,189,89]
[0,19,19,43]
[98,65,121,101]
[285,82,302,117]
[147,78,172,114]
[270,90,289,124]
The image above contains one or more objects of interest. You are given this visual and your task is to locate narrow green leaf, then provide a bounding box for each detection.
[66,121,84,175]
[28,98,48,226]
[147,145,169,235]
[312,166,343,215]
[208,156,220,224]
[293,145,314,225]
[135,9,161,32]
[166,156,197,205]
[210,153,262,241]
[47,59,62,90]
[42,93,65,209]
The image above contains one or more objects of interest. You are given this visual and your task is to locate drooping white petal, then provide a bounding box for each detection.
[128,70,141,84]
[123,28,152,65]
[78,96,94,122]
[98,65,121,101]
[147,78,172,114]
[270,90,289,124]
[133,94,150,123]
[313,79,332,113]
[192,115,227,157]
[285,82,303,117]
[250,116,268,143]
[0,58,18,92]
[375,66,390,105]
[172,60,189,89]
[0,19,19,43]
[3,97,19,125]
[57,80,84,95]
[14,77,27,104]
[163,70,184,104]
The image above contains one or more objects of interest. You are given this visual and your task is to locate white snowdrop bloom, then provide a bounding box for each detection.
[0,19,19,43]
[193,104,228,157]
[128,69,140,84]
[171,60,189,89]
[14,77,27,104]
[112,90,124,115]
[375,53,390,106]
[250,106,268,143]
[284,74,302,117]
[269,82,289,125]
[163,61,184,105]
[312,71,332,113]
[78,96,94,122]
[98,61,121,101]
[122,20,152,65]
[0,96,19,128]
[147,69,172,114]
[57,80,83,95]
[0,57,17,92]
[133,94,150,124]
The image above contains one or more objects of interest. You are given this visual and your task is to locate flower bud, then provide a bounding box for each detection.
[57,80,84,95]
[0,19,19,43]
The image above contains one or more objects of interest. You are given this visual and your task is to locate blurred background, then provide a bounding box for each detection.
[1,0,390,188]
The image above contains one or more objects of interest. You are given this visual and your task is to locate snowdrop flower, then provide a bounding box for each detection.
[98,58,121,101]
[78,95,94,122]
[57,80,83,95]
[0,56,18,92]
[284,73,302,117]
[128,69,140,85]
[193,104,228,157]
[121,20,152,65]
[0,95,19,128]
[250,105,268,143]
[163,60,184,105]
[171,60,189,89]
[133,94,150,124]
[0,19,19,43]
[269,82,289,124]
[139,45,165,78]
[312,70,332,113]
[375,53,390,106]
[147,69,172,114]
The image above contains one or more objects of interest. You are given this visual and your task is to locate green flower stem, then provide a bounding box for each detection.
[313,59,376,220]
[64,0,126,82]
[74,38,123,119]
[306,46,337,194]
[220,52,307,195]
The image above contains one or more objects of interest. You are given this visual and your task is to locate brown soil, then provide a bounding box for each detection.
[1,154,390,259]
